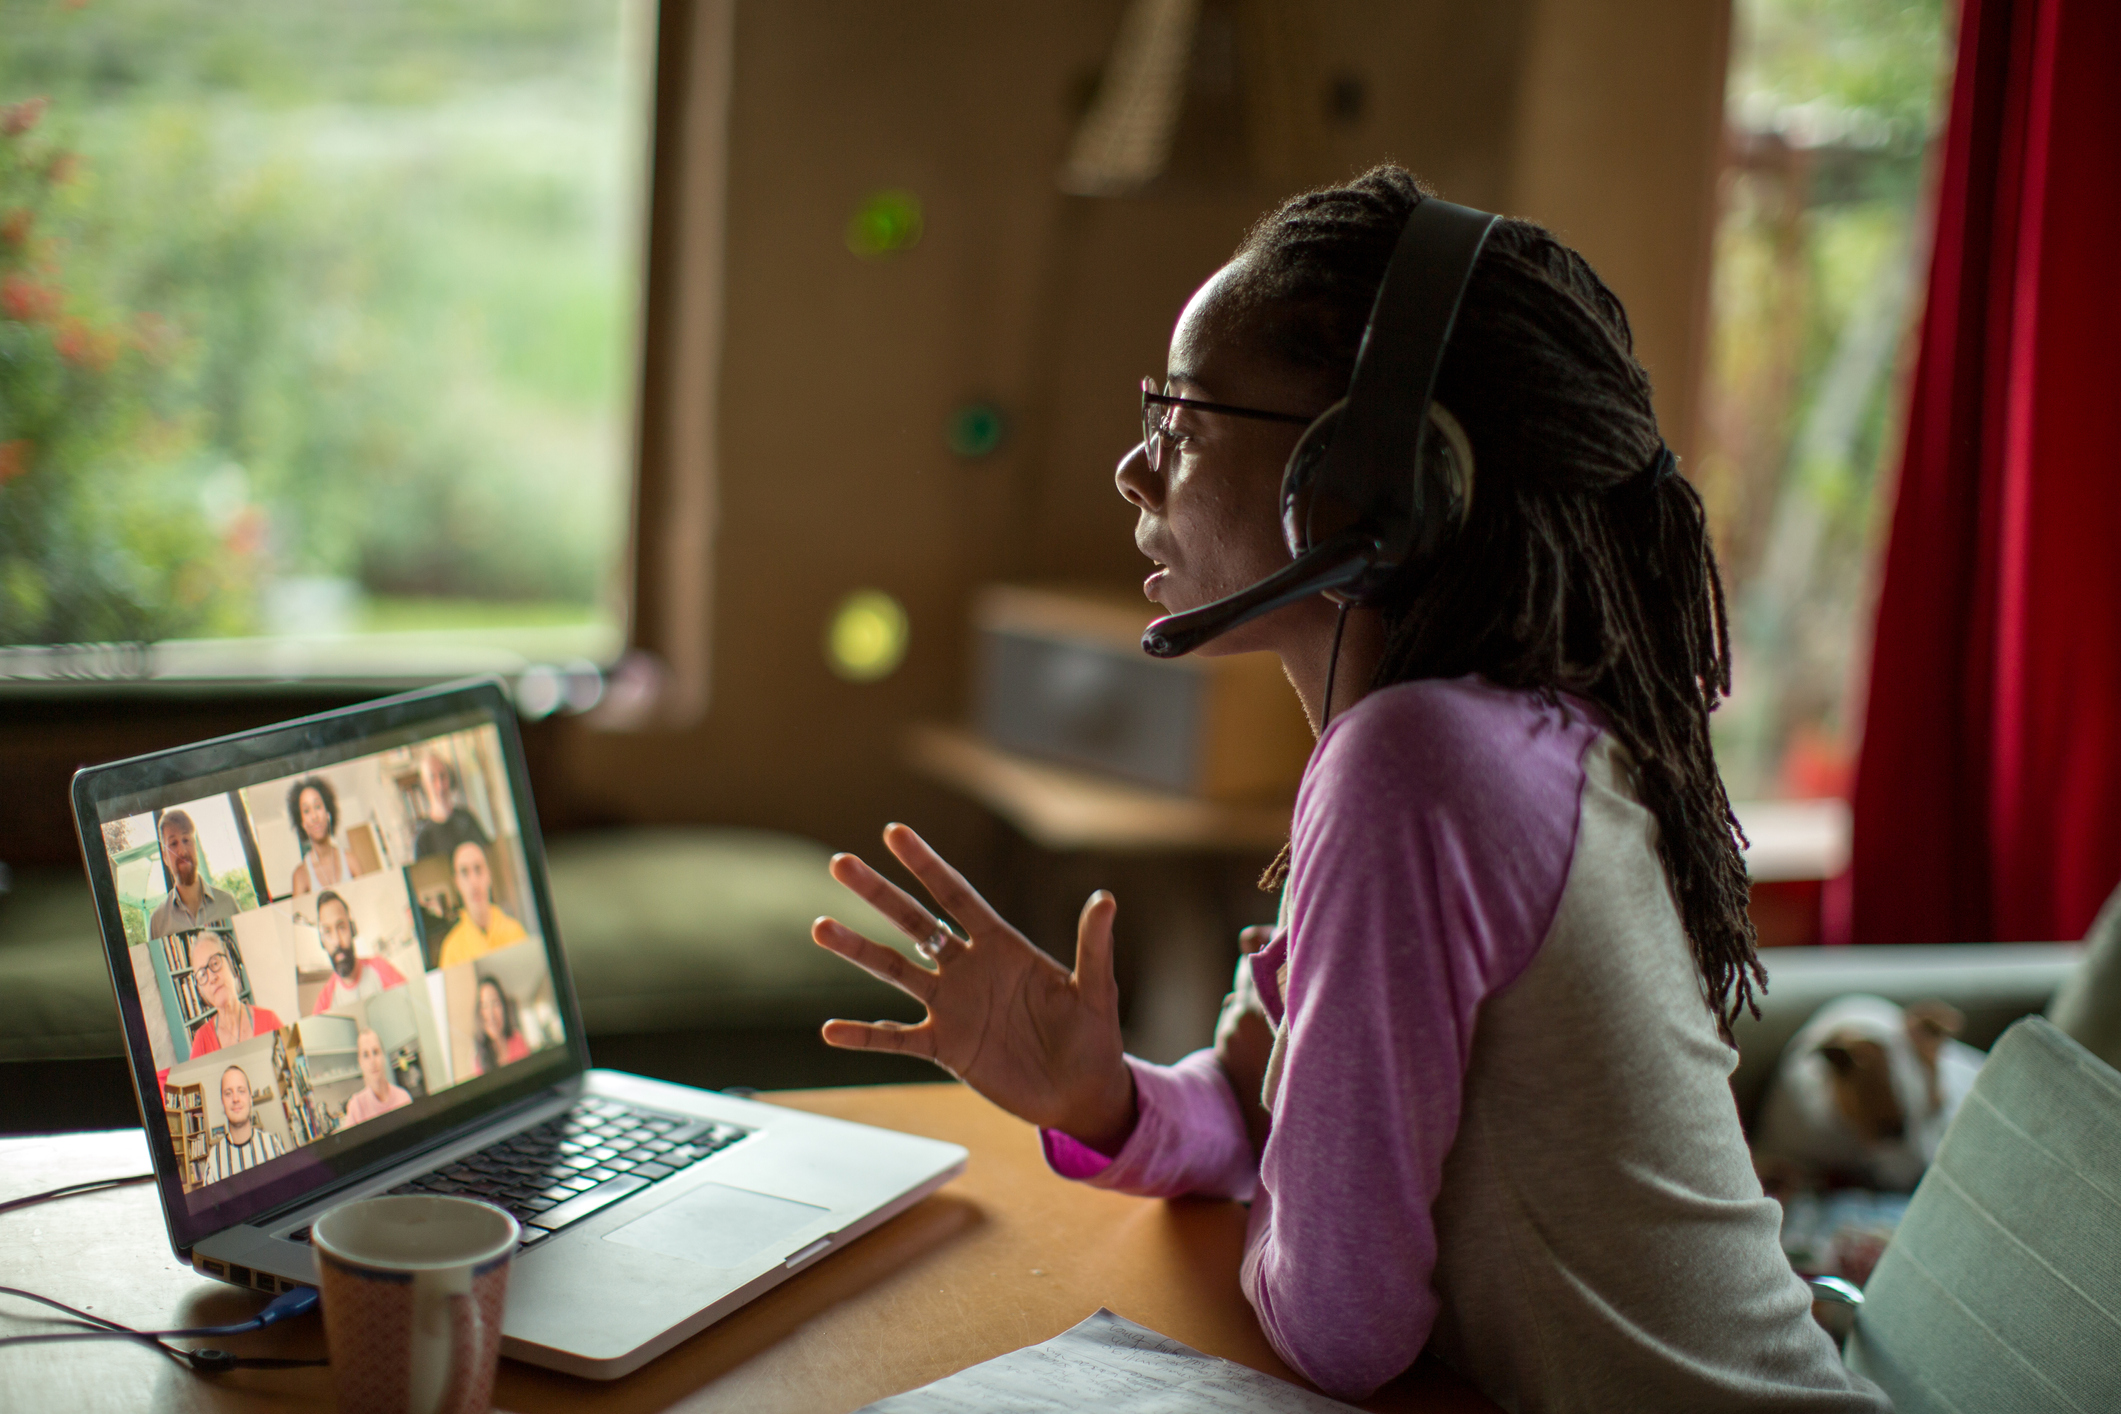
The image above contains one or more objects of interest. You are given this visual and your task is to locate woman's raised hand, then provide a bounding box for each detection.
[812,823,1137,1155]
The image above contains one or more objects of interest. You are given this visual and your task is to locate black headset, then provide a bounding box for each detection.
[1141,196,1498,660]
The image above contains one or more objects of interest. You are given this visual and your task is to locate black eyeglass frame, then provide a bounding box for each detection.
[1140,378,1315,472]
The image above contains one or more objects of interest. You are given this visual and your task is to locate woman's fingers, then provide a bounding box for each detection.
[1073,890,1118,1007]
[1238,925,1273,955]
[812,916,937,1002]
[881,823,1007,936]
[820,1017,940,1060]
[828,851,953,948]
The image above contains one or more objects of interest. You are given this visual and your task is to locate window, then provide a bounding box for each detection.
[1697,0,1954,804]
[0,0,650,681]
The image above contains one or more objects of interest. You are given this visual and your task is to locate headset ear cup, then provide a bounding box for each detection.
[1280,398,1349,556]
[1284,398,1473,566]
[1388,400,1475,573]
[1425,400,1475,532]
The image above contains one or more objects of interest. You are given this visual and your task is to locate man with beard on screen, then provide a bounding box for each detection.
[309,890,407,1014]
[149,809,238,939]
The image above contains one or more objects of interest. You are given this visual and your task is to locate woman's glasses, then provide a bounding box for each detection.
[1139,378,1314,473]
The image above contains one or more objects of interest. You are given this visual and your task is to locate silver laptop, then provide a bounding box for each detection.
[71,678,966,1379]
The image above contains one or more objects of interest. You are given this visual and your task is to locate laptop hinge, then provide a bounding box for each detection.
[246,1079,582,1229]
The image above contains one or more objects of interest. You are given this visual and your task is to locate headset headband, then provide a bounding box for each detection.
[1305,198,1495,569]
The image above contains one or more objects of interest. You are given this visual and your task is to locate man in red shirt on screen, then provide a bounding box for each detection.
[310,891,407,1015]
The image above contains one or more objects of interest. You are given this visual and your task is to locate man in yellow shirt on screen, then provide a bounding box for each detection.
[436,838,527,968]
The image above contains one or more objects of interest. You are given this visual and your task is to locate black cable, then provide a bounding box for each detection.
[1319,601,1352,733]
[0,1282,319,1342]
[0,1176,329,1372]
[0,1284,327,1370]
[0,1172,154,1217]
[2,1286,131,1333]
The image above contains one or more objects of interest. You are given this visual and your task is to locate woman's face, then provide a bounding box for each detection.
[478,983,505,1040]
[1116,260,1333,656]
[195,938,236,1010]
[299,787,330,845]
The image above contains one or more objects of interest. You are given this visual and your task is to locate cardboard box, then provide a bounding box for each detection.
[974,584,1314,801]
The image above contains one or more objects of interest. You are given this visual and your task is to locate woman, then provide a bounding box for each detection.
[812,169,1886,1410]
[186,931,282,1057]
[286,776,347,896]
[473,976,530,1075]
[342,1027,413,1125]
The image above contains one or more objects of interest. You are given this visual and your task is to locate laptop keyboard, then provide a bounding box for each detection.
[387,1097,751,1247]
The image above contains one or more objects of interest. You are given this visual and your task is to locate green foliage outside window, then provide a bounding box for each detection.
[0,0,641,652]
[1,94,252,643]
[1699,0,1954,800]
[213,866,259,916]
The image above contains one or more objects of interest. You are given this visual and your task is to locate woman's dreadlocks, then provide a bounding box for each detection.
[1231,165,1763,1034]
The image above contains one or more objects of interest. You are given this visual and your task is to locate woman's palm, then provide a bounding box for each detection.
[811,824,1136,1151]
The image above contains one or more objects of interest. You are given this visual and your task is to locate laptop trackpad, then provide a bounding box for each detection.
[604,1183,829,1269]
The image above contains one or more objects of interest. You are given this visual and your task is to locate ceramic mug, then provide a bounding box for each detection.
[312,1194,518,1414]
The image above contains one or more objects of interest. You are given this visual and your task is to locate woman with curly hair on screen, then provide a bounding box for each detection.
[286,776,347,896]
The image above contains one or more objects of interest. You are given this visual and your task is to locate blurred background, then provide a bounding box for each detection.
[0,0,1956,1108]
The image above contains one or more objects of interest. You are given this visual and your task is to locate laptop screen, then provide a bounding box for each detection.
[76,683,584,1244]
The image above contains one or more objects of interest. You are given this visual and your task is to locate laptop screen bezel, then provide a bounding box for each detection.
[70,677,592,1254]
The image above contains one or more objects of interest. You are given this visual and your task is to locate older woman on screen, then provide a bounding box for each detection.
[186,931,283,1057]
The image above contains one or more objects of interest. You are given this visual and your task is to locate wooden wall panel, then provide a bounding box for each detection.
[0,0,1730,874]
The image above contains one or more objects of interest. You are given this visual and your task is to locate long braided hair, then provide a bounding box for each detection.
[1230,165,1762,1032]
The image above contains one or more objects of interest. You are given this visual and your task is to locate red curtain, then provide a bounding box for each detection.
[1846,0,2121,945]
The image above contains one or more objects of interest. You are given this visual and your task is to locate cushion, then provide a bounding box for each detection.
[2048,878,2121,1071]
[0,827,922,1062]
[542,827,920,1033]
[1845,1017,2121,1412]
[0,868,118,1061]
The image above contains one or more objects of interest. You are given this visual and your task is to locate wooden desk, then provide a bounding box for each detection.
[2,1084,1496,1413]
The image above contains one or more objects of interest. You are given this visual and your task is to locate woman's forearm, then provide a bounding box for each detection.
[1043,1050,1259,1201]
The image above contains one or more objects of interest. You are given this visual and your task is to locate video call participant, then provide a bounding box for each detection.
[204,1065,287,1184]
[310,891,407,1014]
[287,776,353,895]
[149,809,238,939]
[184,932,282,1055]
[412,754,490,862]
[436,839,526,968]
[342,1028,413,1125]
[186,931,283,1057]
[473,976,531,1075]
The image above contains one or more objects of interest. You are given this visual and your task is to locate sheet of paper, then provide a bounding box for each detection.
[853,1308,1361,1413]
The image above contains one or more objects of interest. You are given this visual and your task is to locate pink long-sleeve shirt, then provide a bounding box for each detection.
[1043,677,1884,1412]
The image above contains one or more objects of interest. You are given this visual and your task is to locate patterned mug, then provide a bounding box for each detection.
[313,1194,518,1414]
